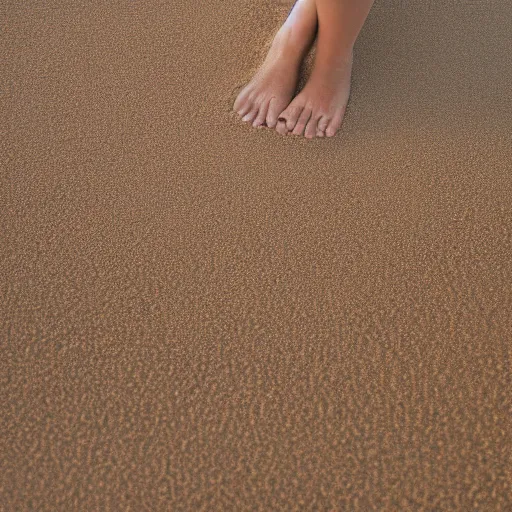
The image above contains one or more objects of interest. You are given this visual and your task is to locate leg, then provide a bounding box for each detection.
[233,0,318,131]
[279,0,375,138]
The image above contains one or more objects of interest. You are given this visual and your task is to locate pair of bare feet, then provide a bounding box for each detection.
[233,0,354,139]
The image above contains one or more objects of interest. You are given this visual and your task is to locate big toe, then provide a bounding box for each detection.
[266,97,288,129]
[253,99,271,127]
[278,103,305,132]
[275,119,288,136]
[317,116,329,134]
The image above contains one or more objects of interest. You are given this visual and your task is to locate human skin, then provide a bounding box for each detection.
[233,0,375,138]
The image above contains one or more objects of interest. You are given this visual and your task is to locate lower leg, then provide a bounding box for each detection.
[316,0,375,59]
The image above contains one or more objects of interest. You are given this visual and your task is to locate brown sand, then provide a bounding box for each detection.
[2,0,511,510]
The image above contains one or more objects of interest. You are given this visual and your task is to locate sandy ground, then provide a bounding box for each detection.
[2,0,511,510]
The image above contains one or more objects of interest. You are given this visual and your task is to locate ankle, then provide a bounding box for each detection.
[275,22,314,57]
[315,43,353,71]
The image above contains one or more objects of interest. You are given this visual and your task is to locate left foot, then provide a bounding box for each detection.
[278,49,353,138]
[233,0,318,130]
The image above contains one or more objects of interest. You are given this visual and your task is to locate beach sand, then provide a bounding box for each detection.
[2,0,511,510]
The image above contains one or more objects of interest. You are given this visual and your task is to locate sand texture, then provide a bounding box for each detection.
[2,0,512,510]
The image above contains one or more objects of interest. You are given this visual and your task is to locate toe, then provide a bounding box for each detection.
[242,106,259,124]
[292,108,312,136]
[279,104,304,132]
[266,97,284,129]
[304,115,320,139]
[237,99,253,118]
[325,106,347,137]
[275,119,288,136]
[317,116,329,133]
[233,88,248,113]
[253,99,270,127]
[316,129,325,138]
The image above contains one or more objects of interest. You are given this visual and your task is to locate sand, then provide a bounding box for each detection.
[1,0,511,510]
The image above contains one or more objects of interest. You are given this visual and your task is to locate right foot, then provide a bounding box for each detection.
[233,0,317,131]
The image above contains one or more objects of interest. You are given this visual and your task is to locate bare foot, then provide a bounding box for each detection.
[233,0,317,131]
[278,49,353,138]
